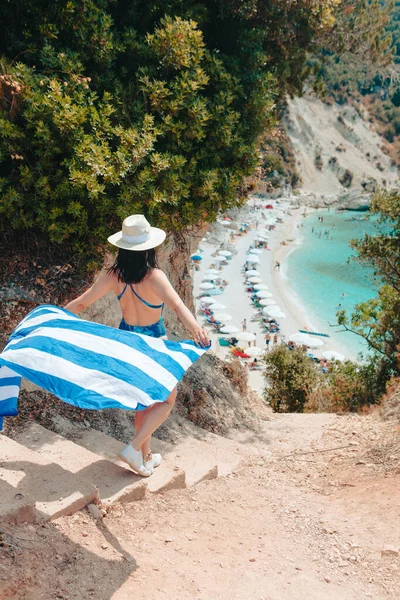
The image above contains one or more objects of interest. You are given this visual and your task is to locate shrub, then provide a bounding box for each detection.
[262,154,286,177]
[393,117,400,135]
[315,153,323,170]
[384,124,396,142]
[306,359,382,413]
[263,346,319,412]
[338,168,353,187]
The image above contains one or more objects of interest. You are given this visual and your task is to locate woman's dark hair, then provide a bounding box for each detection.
[107,248,159,284]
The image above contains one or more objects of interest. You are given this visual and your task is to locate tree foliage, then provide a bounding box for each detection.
[337,190,400,377]
[306,358,383,412]
[263,345,319,412]
[0,1,392,253]
[318,0,394,66]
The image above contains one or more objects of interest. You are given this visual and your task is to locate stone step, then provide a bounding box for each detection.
[60,427,187,495]
[11,423,147,506]
[0,478,36,525]
[56,423,242,489]
[0,433,98,522]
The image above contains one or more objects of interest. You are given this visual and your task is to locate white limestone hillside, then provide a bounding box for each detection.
[284,95,399,194]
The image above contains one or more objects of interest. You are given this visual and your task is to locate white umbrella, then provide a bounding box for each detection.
[218,250,232,257]
[288,332,312,345]
[247,248,262,254]
[307,338,324,349]
[200,296,216,305]
[208,302,226,311]
[235,332,256,342]
[267,309,286,319]
[206,269,221,275]
[212,313,232,323]
[247,276,263,284]
[245,270,260,276]
[199,282,215,290]
[264,305,282,314]
[245,346,264,357]
[246,256,260,264]
[220,325,240,334]
[256,231,269,238]
[253,284,268,291]
[260,299,276,307]
[323,350,345,361]
[255,237,269,243]
[202,274,219,282]
[255,291,273,298]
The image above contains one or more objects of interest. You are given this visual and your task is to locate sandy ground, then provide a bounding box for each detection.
[285,96,398,194]
[2,410,399,600]
[193,199,351,393]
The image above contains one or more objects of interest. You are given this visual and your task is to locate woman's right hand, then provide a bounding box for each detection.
[193,327,210,348]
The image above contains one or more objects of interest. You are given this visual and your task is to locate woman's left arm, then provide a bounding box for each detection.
[64,271,114,314]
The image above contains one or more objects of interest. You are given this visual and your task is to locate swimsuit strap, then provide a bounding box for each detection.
[130,285,164,310]
[117,283,128,301]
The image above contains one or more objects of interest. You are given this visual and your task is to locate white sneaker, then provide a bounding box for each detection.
[144,453,162,470]
[118,444,154,477]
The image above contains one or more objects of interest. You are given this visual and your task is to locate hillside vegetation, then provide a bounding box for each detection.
[0,1,392,259]
[308,1,400,167]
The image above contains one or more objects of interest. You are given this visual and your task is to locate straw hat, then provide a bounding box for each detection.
[108,215,166,251]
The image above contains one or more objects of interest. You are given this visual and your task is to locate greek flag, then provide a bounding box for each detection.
[0,305,209,430]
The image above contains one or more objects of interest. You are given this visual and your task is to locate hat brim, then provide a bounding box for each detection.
[108,227,166,251]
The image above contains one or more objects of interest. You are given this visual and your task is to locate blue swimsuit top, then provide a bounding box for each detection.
[117,283,164,311]
[117,283,166,338]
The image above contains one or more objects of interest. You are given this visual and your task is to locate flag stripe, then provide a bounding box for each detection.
[0,359,152,411]
[2,346,161,408]
[0,304,209,424]
[7,327,179,389]
[12,318,188,378]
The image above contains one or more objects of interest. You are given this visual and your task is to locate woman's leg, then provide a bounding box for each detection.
[135,410,151,458]
[131,387,177,451]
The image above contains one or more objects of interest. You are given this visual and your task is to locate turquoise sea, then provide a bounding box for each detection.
[287,210,380,358]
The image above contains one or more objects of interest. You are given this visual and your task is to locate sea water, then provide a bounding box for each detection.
[287,209,380,358]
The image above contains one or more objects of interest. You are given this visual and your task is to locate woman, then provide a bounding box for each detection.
[65,214,210,477]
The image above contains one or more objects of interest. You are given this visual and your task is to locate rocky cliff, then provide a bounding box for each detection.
[284,95,399,199]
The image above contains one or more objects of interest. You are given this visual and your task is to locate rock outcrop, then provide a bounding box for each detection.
[283,95,398,195]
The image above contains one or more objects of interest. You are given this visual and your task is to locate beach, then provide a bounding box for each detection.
[193,197,352,393]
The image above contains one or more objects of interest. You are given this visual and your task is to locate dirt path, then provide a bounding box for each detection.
[1,413,399,600]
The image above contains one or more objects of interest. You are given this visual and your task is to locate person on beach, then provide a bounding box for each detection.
[242,318,247,332]
[274,261,280,270]
[64,214,210,477]
[273,333,278,345]
[248,358,259,370]
[265,332,271,348]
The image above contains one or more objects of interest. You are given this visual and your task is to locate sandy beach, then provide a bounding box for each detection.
[193,197,352,393]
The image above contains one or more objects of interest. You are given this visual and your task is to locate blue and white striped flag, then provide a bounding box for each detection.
[0,305,209,430]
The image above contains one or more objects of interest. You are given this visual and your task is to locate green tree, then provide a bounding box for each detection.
[306,358,382,412]
[337,189,400,377]
[0,1,392,255]
[263,345,319,412]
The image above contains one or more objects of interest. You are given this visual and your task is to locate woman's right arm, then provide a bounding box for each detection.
[149,270,210,347]
[64,271,115,314]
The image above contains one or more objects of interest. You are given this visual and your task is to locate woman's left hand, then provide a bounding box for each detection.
[193,328,211,348]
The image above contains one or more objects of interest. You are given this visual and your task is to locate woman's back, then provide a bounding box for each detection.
[114,270,164,327]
